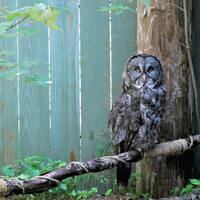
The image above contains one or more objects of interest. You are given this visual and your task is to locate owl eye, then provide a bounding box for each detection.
[134,66,141,73]
[147,66,153,72]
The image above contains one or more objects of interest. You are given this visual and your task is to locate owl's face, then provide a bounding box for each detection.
[123,55,164,90]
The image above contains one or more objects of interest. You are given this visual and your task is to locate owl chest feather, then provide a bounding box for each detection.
[109,54,166,153]
[111,85,165,144]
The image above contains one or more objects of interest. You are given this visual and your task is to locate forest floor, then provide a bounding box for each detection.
[88,195,194,200]
[3,194,197,200]
[3,196,195,200]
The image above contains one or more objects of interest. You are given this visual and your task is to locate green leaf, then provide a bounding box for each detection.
[0,59,8,65]
[98,3,135,15]
[0,32,18,39]
[24,74,52,85]
[171,187,180,196]
[31,160,42,168]
[105,188,112,196]
[70,190,77,197]
[6,7,30,21]
[0,58,16,68]
[2,166,15,177]
[0,69,26,80]
[25,167,40,178]
[100,177,109,184]
[17,27,39,37]
[6,3,60,30]
[28,4,60,30]
[190,179,200,186]
[41,165,53,174]
[17,174,29,180]
[0,50,15,57]
[20,60,38,69]
[0,21,12,36]
[91,187,98,193]
[60,183,67,191]
[181,184,193,195]
[58,161,67,168]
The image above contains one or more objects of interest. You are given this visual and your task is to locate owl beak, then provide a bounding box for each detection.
[142,74,146,86]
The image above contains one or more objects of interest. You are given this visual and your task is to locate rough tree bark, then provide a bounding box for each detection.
[136,0,193,198]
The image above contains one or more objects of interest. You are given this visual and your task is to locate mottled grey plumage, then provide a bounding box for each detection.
[108,54,166,186]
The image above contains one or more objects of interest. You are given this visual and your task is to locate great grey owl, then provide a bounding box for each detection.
[108,54,166,186]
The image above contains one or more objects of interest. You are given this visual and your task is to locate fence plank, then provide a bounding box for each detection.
[80,0,110,161]
[0,0,137,169]
[109,0,137,189]
[111,0,137,100]
[0,0,18,165]
[18,0,50,157]
[80,0,110,190]
[50,0,80,161]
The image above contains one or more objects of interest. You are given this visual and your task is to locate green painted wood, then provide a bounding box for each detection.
[80,0,110,190]
[0,0,18,165]
[80,0,110,161]
[111,0,137,100]
[111,0,137,185]
[18,1,50,157]
[0,0,137,168]
[50,0,80,161]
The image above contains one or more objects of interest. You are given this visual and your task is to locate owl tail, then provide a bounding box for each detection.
[117,163,131,187]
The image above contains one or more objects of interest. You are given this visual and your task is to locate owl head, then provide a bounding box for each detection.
[122,54,164,90]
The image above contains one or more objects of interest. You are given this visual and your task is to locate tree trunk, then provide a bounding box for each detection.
[136,0,193,198]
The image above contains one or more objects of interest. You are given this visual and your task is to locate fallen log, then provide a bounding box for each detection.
[1,134,200,197]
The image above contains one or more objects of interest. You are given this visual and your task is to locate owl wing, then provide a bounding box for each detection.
[108,93,132,145]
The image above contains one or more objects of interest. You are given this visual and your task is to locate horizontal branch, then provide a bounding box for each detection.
[1,134,200,197]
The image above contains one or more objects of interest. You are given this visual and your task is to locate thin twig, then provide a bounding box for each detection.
[183,0,200,131]
[6,15,29,31]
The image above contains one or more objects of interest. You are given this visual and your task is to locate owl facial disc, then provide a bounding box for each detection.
[124,54,163,90]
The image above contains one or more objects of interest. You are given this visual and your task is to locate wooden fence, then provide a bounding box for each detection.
[0,0,136,166]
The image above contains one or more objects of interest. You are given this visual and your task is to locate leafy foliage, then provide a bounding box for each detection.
[181,184,193,195]
[24,75,52,85]
[68,187,98,200]
[98,0,152,15]
[17,27,39,37]
[0,21,12,36]
[0,69,26,80]
[171,179,200,198]
[2,156,66,179]
[171,186,181,196]
[190,179,200,186]
[99,2,135,15]
[1,156,114,199]
[0,3,60,84]
[1,155,155,199]
[180,179,200,195]
[105,188,113,196]
[6,3,60,30]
